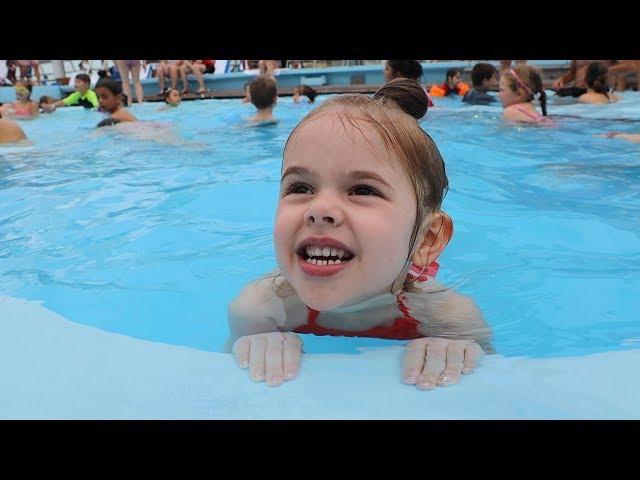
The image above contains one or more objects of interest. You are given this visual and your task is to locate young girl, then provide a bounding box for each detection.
[0,82,39,119]
[158,88,181,110]
[227,78,492,390]
[94,78,137,127]
[499,66,549,123]
[292,85,318,104]
[578,62,619,105]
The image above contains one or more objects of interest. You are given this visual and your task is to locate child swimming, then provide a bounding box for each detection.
[0,82,39,119]
[578,62,619,105]
[247,75,277,125]
[462,62,498,105]
[227,78,492,389]
[157,88,182,110]
[94,78,137,127]
[499,66,549,123]
[41,74,99,112]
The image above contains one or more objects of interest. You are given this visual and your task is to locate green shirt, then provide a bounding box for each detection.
[63,89,99,109]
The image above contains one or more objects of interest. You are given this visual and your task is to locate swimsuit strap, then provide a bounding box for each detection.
[515,105,542,121]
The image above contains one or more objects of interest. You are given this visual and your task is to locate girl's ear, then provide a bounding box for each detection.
[410,211,453,267]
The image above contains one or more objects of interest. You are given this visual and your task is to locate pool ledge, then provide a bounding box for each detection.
[1,295,638,419]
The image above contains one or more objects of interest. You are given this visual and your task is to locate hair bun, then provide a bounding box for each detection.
[373,78,429,119]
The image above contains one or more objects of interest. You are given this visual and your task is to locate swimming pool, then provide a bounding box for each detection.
[1,93,639,418]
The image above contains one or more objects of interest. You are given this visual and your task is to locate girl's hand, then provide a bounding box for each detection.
[232,332,303,387]
[402,337,484,390]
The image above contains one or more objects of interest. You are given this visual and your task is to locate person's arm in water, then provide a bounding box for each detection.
[0,119,27,143]
[226,276,304,386]
[553,60,577,90]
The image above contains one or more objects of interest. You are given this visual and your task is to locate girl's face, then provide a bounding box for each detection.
[166,89,181,106]
[274,113,418,311]
[96,87,121,113]
[499,76,525,107]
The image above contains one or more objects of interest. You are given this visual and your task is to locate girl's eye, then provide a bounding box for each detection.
[349,184,381,197]
[283,182,313,195]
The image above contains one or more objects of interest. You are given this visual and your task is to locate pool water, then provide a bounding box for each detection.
[1,93,639,358]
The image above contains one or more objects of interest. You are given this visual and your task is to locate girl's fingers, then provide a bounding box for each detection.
[248,336,267,382]
[437,342,466,386]
[417,341,447,390]
[283,333,303,380]
[403,339,428,384]
[462,343,485,374]
[232,336,250,368]
[265,333,285,386]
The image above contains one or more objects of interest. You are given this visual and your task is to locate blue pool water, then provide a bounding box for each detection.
[1,93,639,360]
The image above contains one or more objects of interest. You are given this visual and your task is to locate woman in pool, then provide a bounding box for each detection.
[578,62,619,105]
[0,82,39,119]
[95,78,137,127]
[227,78,492,389]
[499,66,549,123]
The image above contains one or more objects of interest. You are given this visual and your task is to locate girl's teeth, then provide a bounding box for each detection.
[328,260,335,265]
[330,248,337,257]
[335,259,341,264]
[337,250,344,259]
[322,247,331,257]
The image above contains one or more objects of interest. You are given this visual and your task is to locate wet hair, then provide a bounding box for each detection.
[446,68,461,82]
[274,78,449,296]
[387,60,423,81]
[299,84,318,103]
[38,95,55,107]
[471,62,497,87]
[95,78,123,96]
[15,82,33,99]
[373,78,429,119]
[96,117,121,128]
[163,88,180,103]
[502,65,547,116]
[249,75,277,109]
[75,73,91,85]
[585,61,611,97]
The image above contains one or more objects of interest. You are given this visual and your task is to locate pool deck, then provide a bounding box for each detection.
[1,295,638,419]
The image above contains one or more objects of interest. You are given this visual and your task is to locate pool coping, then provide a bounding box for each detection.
[1,295,638,420]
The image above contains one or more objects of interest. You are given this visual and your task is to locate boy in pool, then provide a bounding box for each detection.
[94,78,137,127]
[227,78,492,389]
[462,62,498,105]
[248,75,277,125]
[42,74,99,112]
